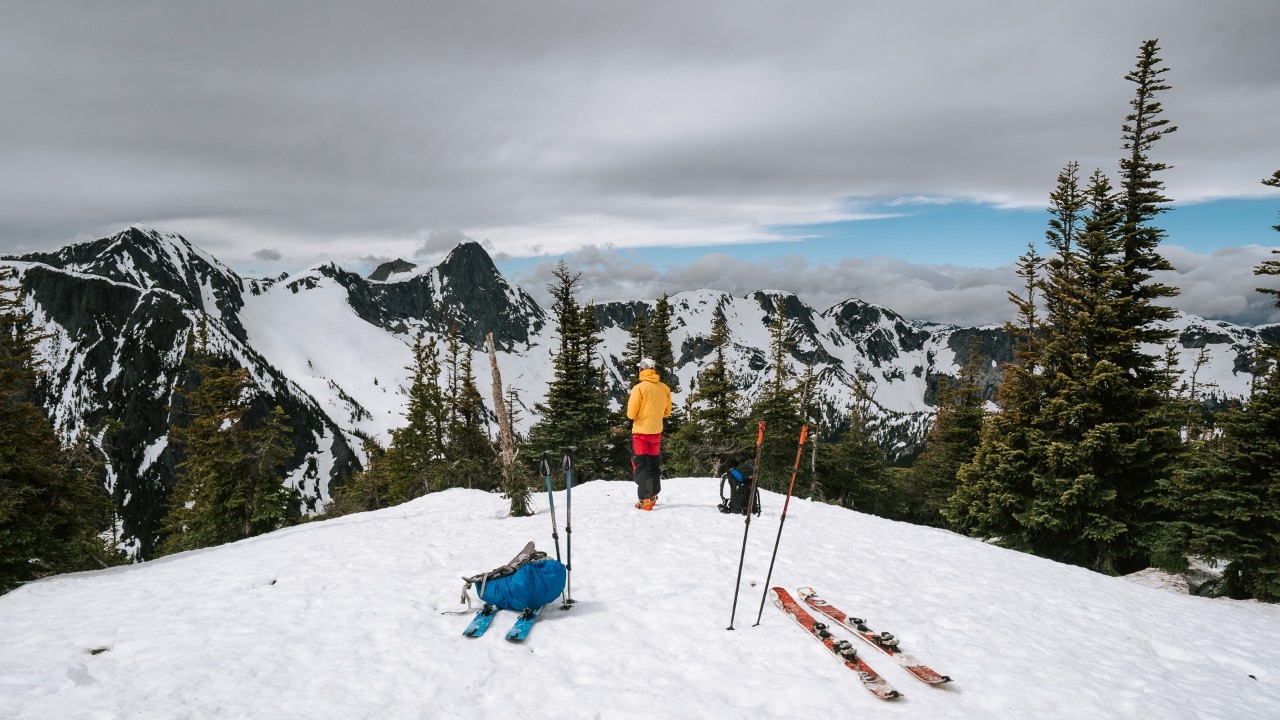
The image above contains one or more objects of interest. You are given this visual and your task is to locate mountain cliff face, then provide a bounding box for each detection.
[3,226,1273,558]
[5,228,360,557]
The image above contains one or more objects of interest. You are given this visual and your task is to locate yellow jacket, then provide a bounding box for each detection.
[627,368,672,434]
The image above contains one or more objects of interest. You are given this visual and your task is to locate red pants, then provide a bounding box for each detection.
[632,434,662,499]
[632,433,662,456]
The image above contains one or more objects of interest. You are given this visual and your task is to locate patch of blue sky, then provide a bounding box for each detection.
[759,197,1279,269]
[493,197,1279,280]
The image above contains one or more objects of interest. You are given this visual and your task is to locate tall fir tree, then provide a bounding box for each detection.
[327,438,392,516]
[1155,347,1280,600]
[624,315,649,369]
[1081,38,1183,570]
[669,311,742,476]
[946,245,1046,545]
[1116,39,1180,359]
[946,42,1183,574]
[0,268,110,592]
[814,377,892,513]
[160,318,299,555]
[443,331,500,491]
[748,302,804,492]
[1020,168,1162,572]
[383,333,448,503]
[644,294,680,393]
[1155,168,1280,600]
[903,339,988,528]
[529,263,618,481]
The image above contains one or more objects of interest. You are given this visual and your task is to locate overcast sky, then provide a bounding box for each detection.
[3,1,1279,325]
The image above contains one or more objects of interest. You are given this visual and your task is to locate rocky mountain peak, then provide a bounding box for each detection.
[368,258,417,281]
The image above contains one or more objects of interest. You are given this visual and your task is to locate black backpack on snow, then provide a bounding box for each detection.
[718,463,761,516]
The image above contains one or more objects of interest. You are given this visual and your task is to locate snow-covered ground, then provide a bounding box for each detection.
[2,478,1278,719]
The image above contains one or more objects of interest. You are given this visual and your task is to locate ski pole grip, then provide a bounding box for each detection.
[756,422,765,445]
[799,425,809,445]
[539,453,551,477]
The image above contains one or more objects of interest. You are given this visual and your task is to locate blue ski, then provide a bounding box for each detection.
[463,604,500,637]
[504,606,543,642]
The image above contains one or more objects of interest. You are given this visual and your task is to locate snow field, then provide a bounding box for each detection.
[2,477,1279,719]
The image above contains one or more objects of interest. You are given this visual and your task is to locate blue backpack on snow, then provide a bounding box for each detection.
[460,542,567,611]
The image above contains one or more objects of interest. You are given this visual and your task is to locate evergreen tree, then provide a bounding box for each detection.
[443,333,500,491]
[1018,168,1149,572]
[529,263,618,481]
[1155,168,1280,601]
[1156,347,1280,600]
[581,302,629,477]
[1116,39,1180,359]
[623,296,679,394]
[624,315,648,369]
[644,295,680,393]
[160,320,299,554]
[0,268,110,592]
[383,333,447,503]
[946,43,1183,574]
[327,438,392,516]
[669,311,742,475]
[946,246,1045,545]
[902,340,987,528]
[814,378,892,513]
[748,303,804,491]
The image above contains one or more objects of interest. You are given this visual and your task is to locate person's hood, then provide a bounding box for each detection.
[638,368,661,383]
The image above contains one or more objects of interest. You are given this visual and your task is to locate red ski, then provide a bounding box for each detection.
[798,587,952,685]
[771,587,901,700]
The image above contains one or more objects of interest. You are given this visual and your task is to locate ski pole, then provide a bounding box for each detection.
[753,425,808,626]
[561,446,577,609]
[540,452,562,562]
[727,421,766,630]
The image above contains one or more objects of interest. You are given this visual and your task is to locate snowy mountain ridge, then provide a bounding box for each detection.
[2,225,1276,557]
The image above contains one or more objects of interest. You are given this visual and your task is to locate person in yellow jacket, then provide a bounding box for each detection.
[627,357,672,511]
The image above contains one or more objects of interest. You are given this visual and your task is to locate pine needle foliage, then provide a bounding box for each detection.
[0,268,111,593]
[748,302,805,492]
[669,311,743,476]
[1154,169,1280,601]
[947,42,1184,575]
[814,377,892,513]
[529,262,618,481]
[159,318,299,555]
[903,339,987,528]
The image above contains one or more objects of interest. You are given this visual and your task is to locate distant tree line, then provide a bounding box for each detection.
[3,39,1279,603]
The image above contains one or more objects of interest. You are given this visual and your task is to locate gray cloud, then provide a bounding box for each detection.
[516,245,1280,328]
[252,249,282,262]
[1161,245,1280,326]
[415,230,471,257]
[1,2,1277,281]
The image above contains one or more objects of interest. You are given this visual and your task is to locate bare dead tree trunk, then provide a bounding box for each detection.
[488,333,532,516]
[486,333,516,466]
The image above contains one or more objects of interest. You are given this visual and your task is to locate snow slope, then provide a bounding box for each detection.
[2,479,1278,719]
